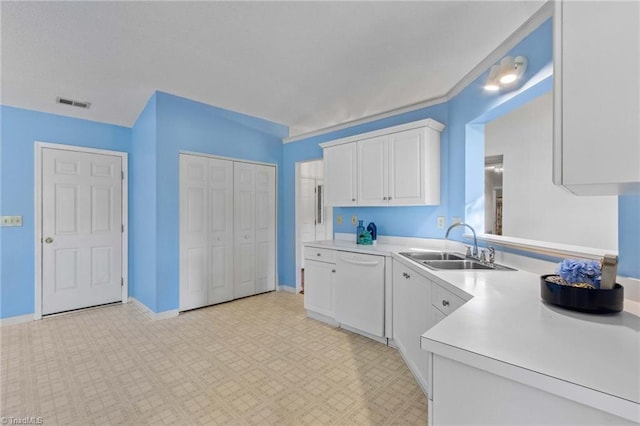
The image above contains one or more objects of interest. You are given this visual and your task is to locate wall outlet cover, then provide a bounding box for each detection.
[336,215,343,225]
[1,216,23,227]
[351,215,358,226]
[437,216,446,229]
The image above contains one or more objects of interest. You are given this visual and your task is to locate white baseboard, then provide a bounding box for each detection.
[0,313,34,327]
[129,297,179,320]
[277,285,298,293]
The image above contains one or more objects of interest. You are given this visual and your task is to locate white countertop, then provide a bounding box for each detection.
[304,239,640,421]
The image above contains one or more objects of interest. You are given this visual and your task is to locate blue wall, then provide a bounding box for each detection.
[0,106,131,319]
[131,94,158,311]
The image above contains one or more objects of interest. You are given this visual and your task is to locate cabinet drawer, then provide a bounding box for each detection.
[431,283,465,317]
[304,247,336,263]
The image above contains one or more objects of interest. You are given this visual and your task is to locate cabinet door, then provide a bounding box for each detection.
[234,162,256,298]
[324,143,357,206]
[357,136,388,206]
[388,128,426,205]
[179,155,209,311]
[254,164,276,294]
[555,1,640,194]
[208,158,234,305]
[304,260,335,317]
[392,260,431,389]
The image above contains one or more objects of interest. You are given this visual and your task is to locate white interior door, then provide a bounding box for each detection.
[179,155,209,311]
[42,148,123,315]
[254,164,276,294]
[208,158,234,304]
[234,162,256,298]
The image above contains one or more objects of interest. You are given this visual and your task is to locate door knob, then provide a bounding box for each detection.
[45,237,53,244]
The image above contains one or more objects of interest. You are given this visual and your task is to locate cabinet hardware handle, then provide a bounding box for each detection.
[383,197,387,200]
[317,253,321,256]
[331,269,336,273]
[352,198,356,202]
[403,272,410,279]
[45,237,53,244]
[388,196,392,201]
[442,300,450,307]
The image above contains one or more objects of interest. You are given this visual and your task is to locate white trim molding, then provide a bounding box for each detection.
[283,1,553,144]
[318,118,445,149]
[0,313,34,327]
[129,297,179,320]
[277,285,298,294]
[34,141,129,320]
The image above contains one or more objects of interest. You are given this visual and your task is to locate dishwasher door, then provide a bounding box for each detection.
[334,251,385,337]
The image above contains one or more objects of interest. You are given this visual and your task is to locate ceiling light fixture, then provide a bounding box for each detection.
[484,55,527,92]
[484,65,501,92]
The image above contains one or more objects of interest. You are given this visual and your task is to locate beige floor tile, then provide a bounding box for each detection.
[1,292,427,425]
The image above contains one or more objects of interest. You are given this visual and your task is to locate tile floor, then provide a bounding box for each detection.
[1,292,427,425]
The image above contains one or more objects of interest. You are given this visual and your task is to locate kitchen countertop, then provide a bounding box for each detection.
[304,239,640,422]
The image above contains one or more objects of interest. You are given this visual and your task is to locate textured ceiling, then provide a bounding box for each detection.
[1,1,545,138]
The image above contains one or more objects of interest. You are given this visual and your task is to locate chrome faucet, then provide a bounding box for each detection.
[445,222,479,259]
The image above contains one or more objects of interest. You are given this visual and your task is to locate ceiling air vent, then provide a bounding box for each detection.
[56,97,91,109]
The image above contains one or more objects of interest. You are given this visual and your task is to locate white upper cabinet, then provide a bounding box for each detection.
[324,142,357,206]
[322,119,444,206]
[553,0,640,195]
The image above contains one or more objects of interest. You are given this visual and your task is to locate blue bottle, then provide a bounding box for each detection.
[367,222,377,242]
[356,220,365,244]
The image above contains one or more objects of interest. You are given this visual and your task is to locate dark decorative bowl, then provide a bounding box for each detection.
[540,274,624,314]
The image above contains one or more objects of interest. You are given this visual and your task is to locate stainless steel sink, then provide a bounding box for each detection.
[399,251,516,271]
[421,260,494,270]
[399,251,465,261]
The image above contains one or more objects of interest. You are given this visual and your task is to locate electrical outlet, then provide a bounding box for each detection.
[437,216,446,229]
[351,215,358,226]
[452,216,462,225]
[1,216,23,227]
[336,215,343,225]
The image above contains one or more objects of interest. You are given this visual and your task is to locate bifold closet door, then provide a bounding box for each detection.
[180,155,234,311]
[254,164,276,294]
[234,162,256,298]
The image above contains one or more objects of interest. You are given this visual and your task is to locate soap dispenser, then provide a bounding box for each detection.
[367,222,377,243]
[356,220,365,244]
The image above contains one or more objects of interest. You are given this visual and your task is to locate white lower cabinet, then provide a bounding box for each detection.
[303,247,336,319]
[392,260,433,392]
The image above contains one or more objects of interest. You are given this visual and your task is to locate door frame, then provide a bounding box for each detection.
[295,159,332,293]
[34,142,129,320]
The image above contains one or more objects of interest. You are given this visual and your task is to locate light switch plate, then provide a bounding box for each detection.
[437,216,446,229]
[1,216,23,227]
[336,215,343,225]
[351,215,358,226]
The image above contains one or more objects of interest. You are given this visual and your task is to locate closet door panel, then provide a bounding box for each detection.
[254,165,276,293]
[208,158,234,304]
[234,163,256,298]
[179,155,209,311]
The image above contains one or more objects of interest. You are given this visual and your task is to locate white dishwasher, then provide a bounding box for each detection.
[334,251,385,338]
